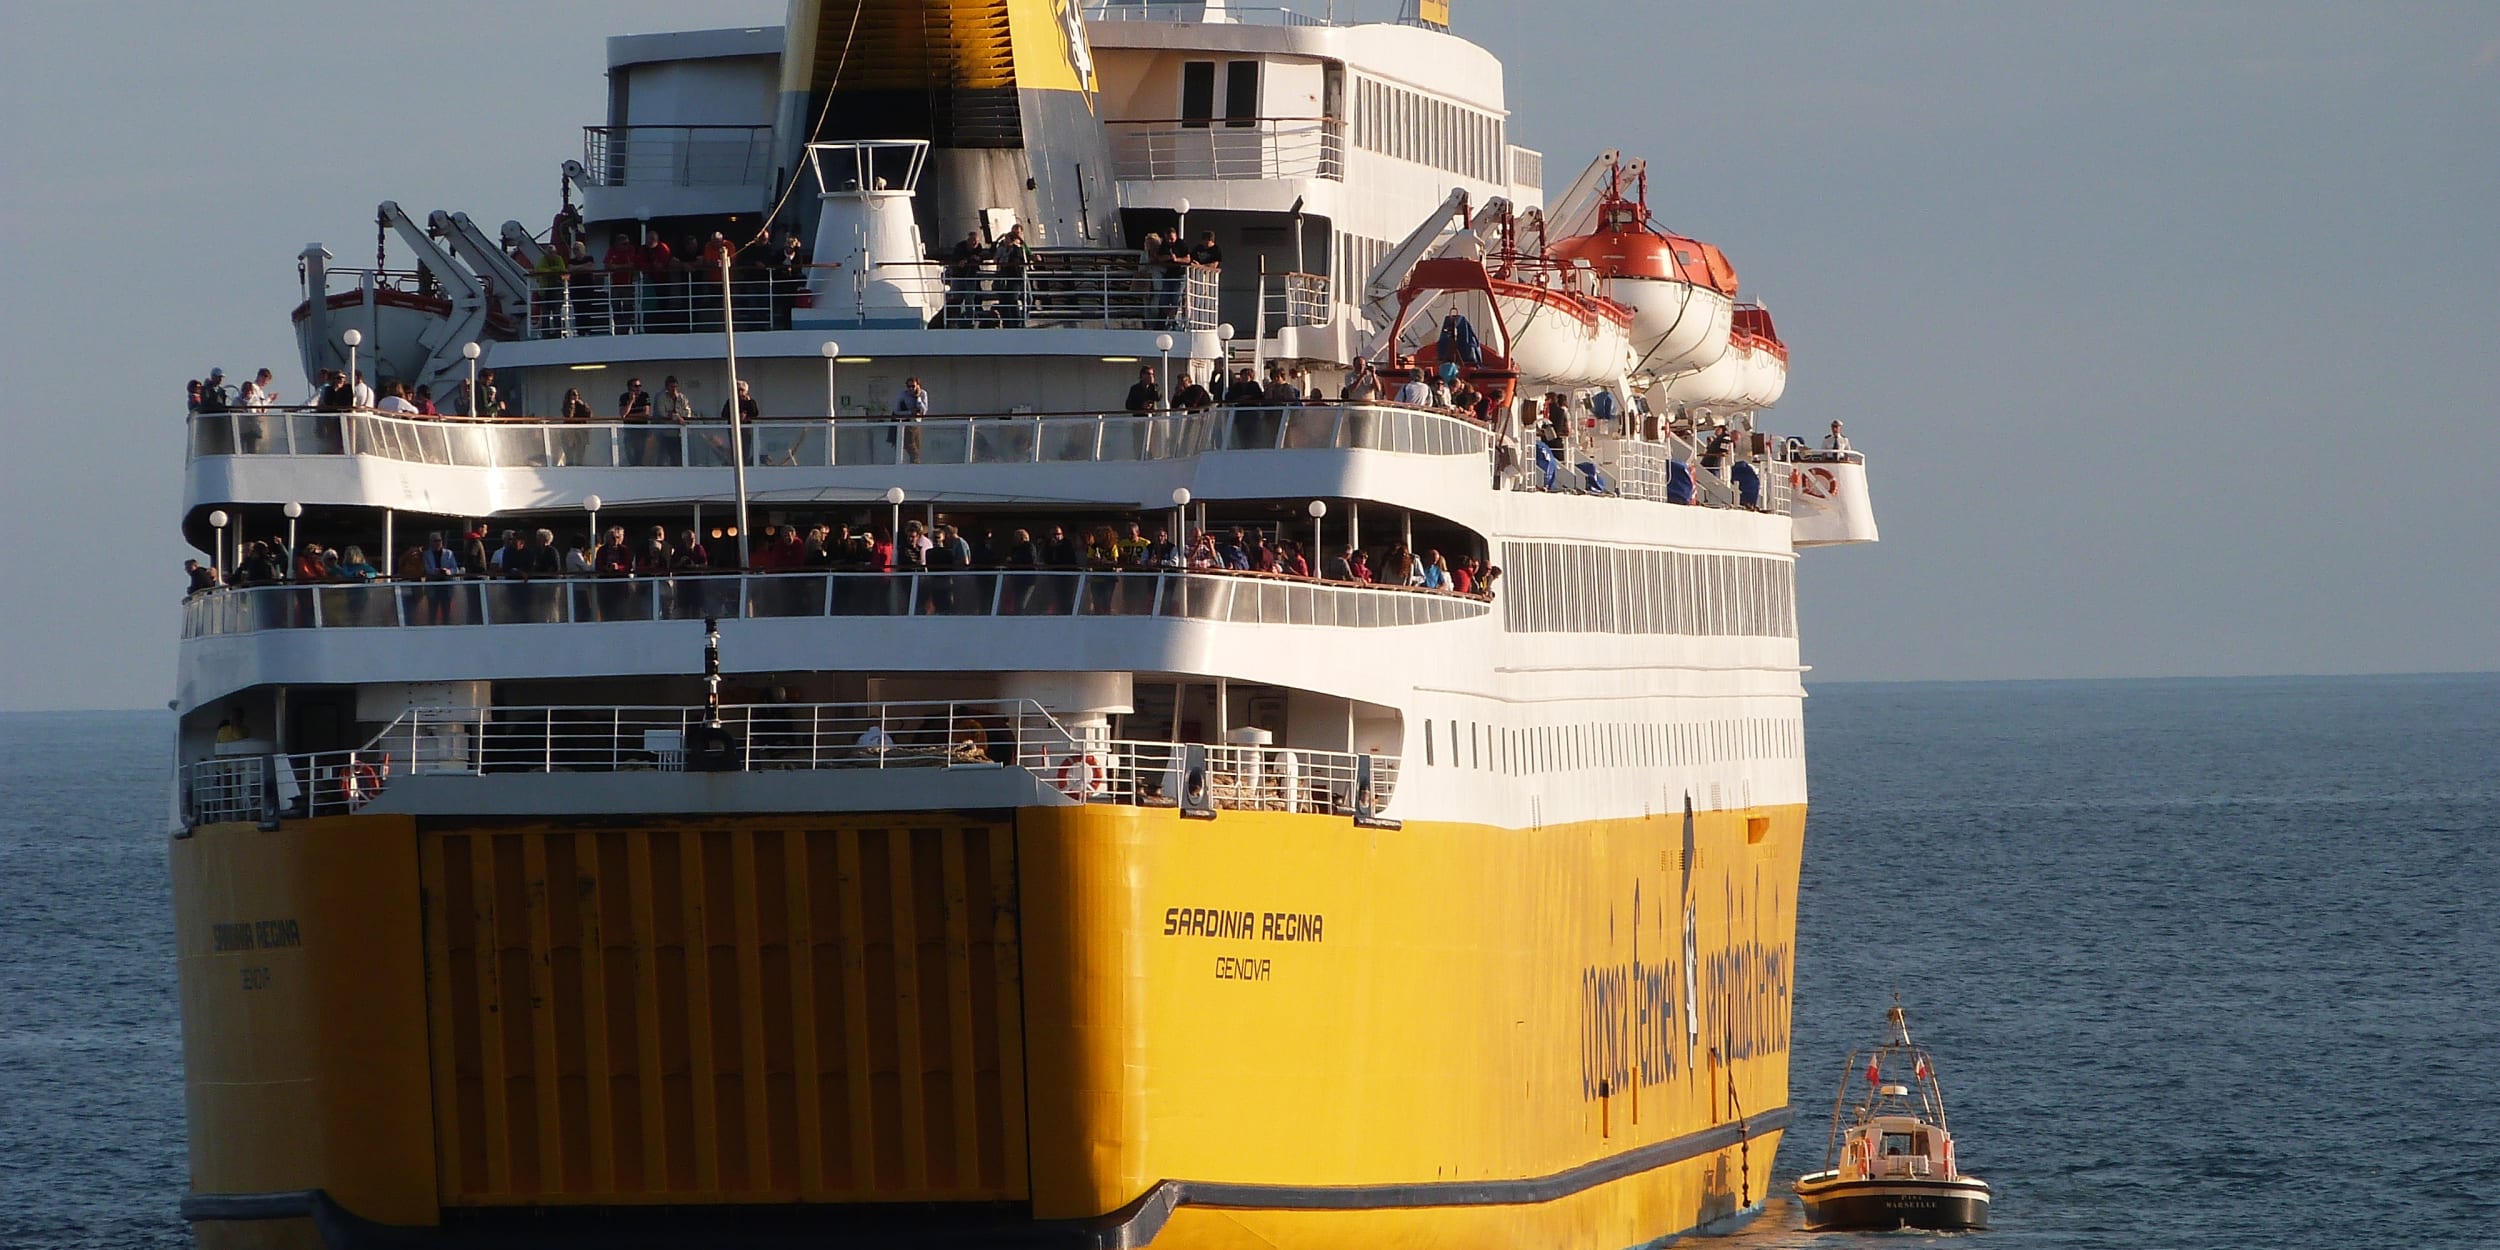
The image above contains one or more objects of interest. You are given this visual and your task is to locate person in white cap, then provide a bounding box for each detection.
[1822,419,1851,452]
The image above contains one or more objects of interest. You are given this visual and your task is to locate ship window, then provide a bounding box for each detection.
[1182,62,1216,128]
[1424,719,1434,765]
[1471,723,1480,770]
[1224,61,1261,127]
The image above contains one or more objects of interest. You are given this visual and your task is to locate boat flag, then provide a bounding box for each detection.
[1915,1055,1931,1080]
[1865,1056,1880,1086]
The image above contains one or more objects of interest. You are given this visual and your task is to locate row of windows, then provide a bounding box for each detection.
[1421,715,1804,776]
[1501,543,1798,639]
[1179,60,1262,128]
[1352,75,1506,182]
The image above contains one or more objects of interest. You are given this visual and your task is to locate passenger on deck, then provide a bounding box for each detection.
[421,532,461,579]
[1343,360,1382,402]
[1190,230,1223,270]
[1421,550,1451,590]
[1349,548,1373,583]
[992,225,1032,326]
[1823,420,1850,452]
[944,230,986,325]
[292,543,328,583]
[1125,366,1162,414]
[1042,524,1082,569]
[1263,364,1301,404]
[894,377,929,462]
[237,369,275,409]
[1394,368,1431,406]
[722,379,761,424]
[591,527,634,578]
[1173,370,1213,412]
[376,382,418,415]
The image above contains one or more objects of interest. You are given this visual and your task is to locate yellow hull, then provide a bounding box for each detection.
[172,800,1801,1249]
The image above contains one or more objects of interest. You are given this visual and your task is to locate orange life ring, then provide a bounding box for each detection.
[1055,753,1103,801]
[1849,1136,1872,1177]
[1795,466,1837,499]
[344,759,384,810]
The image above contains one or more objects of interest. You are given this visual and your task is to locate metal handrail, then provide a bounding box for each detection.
[518,263,1217,337]
[1108,117,1345,182]
[179,568,1496,639]
[580,125,773,187]
[183,699,1403,819]
[185,401,1493,467]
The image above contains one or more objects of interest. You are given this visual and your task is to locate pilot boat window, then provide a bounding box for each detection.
[1881,1131,1915,1156]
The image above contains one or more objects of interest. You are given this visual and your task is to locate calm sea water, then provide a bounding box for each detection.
[2,675,2494,1248]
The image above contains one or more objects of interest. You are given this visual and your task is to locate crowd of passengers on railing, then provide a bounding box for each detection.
[184,518,1502,601]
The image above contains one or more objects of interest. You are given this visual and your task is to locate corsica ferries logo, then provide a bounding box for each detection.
[1580,895,1793,1101]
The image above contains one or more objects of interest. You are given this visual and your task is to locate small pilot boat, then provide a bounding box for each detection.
[1794,1000,1992,1231]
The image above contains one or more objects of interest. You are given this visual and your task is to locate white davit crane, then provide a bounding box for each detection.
[1543,150,1641,244]
[430,210,531,323]
[1357,187,1475,336]
[376,201,491,391]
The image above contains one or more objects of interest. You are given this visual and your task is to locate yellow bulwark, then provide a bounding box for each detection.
[779,0,1095,97]
[175,798,1801,1249]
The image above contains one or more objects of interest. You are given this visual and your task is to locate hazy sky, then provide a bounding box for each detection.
[1,2,2493,711]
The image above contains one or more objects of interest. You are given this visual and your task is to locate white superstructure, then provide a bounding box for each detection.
[177,0,1875,843]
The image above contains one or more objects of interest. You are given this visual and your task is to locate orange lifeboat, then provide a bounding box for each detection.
[1547,170,1736,376]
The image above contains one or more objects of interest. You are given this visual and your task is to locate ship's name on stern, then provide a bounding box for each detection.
[1161,906,1325,942]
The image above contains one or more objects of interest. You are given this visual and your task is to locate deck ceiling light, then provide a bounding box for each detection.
[1100,356,1140,363]
[568,363,608,371]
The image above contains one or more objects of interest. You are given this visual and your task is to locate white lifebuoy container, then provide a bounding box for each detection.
[1796,466,1837,499]
[1055,753,1103,801]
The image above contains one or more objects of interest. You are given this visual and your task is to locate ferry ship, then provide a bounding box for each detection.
[169,3,1878,1248]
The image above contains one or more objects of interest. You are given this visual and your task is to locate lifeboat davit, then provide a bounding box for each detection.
[1650,303,1788,412]
[1547,184,1736,376]
[1390,256,1634,390]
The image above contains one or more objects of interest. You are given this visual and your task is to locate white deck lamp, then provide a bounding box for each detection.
[1308,499,1327,565]
[585,493,603,542]
[821,340,842,418]
[461,341,482,416]
[341,328,362,398]
[1154,332,1174,406]
[1215,323,1234,394]
[1176,197,1192,244]
[1171,487,1192,546]
[208,509,230,578]
[282,501,303,566]
[885,485,905,546]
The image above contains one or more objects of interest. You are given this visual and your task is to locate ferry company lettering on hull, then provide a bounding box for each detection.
[1580,936,1791,1101]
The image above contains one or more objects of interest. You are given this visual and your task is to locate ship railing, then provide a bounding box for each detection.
[182,754,265,824]
[180,569,1493,639]
[1028,737,1399,814]
[519,259,1218,338]
[581,125,773,188]
[1107,117,1346,182]
[1560,431,1795,515]
[928,263,1220,330]
[186,402,1490,468]
[1086,4,1333,28]
[1261,271,1333,328]
[185,700,1403,819]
